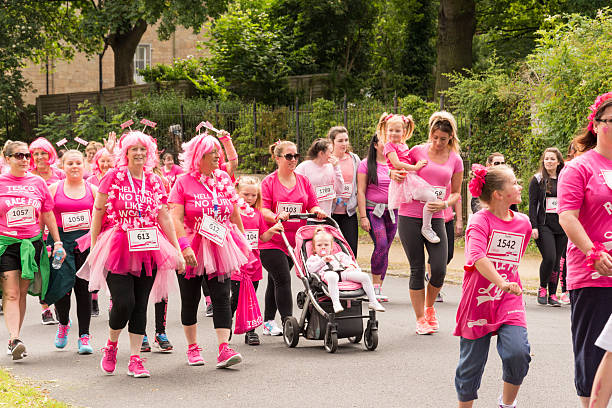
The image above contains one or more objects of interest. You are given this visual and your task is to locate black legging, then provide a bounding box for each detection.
[331,213,358,256]
[54,250,91,336]
[260,249,294,322]
[398,216,448,290]
[106,268,156,335]
[535,225,568,294]
[154,298,167,334]
[177,273,231,328]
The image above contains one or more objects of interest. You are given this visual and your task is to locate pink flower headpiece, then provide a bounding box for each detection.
[468,164,488,198]
[384,114,412,125]
[29,137,58,169]
[587,92,612,132]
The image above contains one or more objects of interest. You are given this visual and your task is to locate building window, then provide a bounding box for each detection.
[133,44,152,84]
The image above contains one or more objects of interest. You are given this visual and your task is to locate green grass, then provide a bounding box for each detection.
[0,368,75,408]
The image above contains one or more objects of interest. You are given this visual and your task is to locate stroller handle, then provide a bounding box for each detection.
[286,213,340,229]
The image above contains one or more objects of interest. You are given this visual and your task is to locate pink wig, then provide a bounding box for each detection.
[91,148,115,176]
[115,130,158,171]
[29,137,58,168]
[180,134,221,175]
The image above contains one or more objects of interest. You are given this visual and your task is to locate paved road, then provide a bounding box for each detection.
[1,274,576,408]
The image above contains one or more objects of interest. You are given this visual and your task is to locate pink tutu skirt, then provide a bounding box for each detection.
[76,226,179,302]
[388,172,435,210]
[186,224,250,281]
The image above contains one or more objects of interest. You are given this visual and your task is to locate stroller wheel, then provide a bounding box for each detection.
[324,325,338,353]
[364,327,378,351]
[283,317,300,348]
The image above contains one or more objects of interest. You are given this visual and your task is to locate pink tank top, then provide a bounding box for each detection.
[53,180,95,230]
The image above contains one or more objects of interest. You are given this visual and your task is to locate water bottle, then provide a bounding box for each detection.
[51,248,65,269]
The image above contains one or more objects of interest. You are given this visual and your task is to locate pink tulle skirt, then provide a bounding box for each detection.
[76,226,179,302]
[388,172,435,210]
[186,224,250,281]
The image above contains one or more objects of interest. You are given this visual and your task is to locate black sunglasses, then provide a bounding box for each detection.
[493,161,505,166]
[10,152,31,160]
[278,153,300,161]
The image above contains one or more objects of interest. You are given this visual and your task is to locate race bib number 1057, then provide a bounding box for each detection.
[6,206,35,227]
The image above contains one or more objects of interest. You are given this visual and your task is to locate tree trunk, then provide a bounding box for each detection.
[109,19,148,87]
[434,0,475,99]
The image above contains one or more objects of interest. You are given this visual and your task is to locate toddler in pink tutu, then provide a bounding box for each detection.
[378,113,440,243]
[306,227,385,314]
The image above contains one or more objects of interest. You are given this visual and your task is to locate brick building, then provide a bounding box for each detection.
[21,24,208,105]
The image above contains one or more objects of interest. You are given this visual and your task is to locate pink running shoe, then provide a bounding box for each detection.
[416,317,434,335]
[187,344,205,366]
[559,292,570,305]
[216,345,242,368]
[100,344,118,375]
[127,355,150,378]
[424,306,439,332]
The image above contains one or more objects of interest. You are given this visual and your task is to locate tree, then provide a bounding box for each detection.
[434,0,476,98]
[79,0,226,87]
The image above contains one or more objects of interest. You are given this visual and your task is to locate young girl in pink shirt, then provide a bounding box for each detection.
[454,164,532,408]
[230,176,283,345]
[379,113,440,243]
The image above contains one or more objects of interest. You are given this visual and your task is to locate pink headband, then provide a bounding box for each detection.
[29,137,58,168]
[384,114,412,125]
[468,164,488,198]
[587,92,612,132]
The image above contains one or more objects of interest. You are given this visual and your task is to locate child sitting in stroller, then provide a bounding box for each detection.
[306,227,386,314]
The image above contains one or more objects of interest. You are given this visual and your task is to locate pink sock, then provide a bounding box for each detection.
[188,343,198,348]
[218,342,228,352]
[205,296,211,305]
[107,339,118,347]
[91,293,98,300]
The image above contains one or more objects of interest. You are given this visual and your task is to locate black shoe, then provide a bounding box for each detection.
[153,333,173,353]
[548,296,561,307]
[537,287,548,305]
[91,299,99,317]
[141,335,151,352]
[245,332,260,346]
[41,308,58,325]
[9,339,26,360]
[205,303,213,317]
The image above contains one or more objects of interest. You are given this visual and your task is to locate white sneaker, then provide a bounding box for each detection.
[368,302,386,312]
[421,226,440,244]
[332,303,344,313]
[374,284,389,302]
[262,320,282,336]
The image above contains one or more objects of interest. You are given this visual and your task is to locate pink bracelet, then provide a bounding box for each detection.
[586,242,607,270]
[178,236,191,251]
[219,134,232,141]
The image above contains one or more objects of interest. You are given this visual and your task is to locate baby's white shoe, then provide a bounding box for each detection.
[369,302,386,312]
[332,302,344,313]
[421,226,440,243]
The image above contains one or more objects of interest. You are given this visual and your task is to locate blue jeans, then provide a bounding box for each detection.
[455,325,531,402]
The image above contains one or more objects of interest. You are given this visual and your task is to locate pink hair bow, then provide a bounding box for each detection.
[468,164,488,198]
[587,92,612,132]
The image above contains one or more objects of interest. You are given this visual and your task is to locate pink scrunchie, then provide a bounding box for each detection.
[468,163,488,198]
[587,92,612,132]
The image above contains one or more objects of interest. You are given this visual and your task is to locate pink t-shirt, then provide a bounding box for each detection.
[399,144,463,218]
[357,159,390,206]
[334,155,355,215]
[168,171,235,240]
[86,174,101,187]
[295,160,343,216]
[383,142,411,169]
[454,210,532,339]
[558,149,612,290]
[232,209,268,281]
[0,173,54,238]
[163,164,184,188]
[35,167,66,186]
[260,171,318,253]
[99,168,168,229]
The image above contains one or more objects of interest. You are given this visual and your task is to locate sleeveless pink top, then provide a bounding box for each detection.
[53,180,95,229]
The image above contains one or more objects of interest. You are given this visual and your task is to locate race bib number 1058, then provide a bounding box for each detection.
[61,210,91,232]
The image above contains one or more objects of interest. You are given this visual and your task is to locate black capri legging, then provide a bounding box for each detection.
[260,249,294,322]
[55,248,91,336]
[177,273,231,329]
[331,213,358,256]
[106,268,156,335]
[535,225,567,293]
[398,216,448,290]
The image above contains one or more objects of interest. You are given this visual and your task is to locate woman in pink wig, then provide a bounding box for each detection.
[29,137,66,185]
[77,130,184,378]
[168,133,251,368]
[87,148,115,187]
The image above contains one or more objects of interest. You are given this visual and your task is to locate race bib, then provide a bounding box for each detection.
[545,197,558,213]
[602,169,612,190]
[276,202,303,222]
[6,206,35,227]
[486,230,525,265]
[244,229,259,249]
[340,183,353,199]
[127,227,160,252]
[61,210,91,232]
[199,214,228,246]
[432,186,447,201]
[315,184,336,201]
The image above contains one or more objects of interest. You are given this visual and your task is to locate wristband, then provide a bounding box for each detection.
[586,242,607,270]
[444,201,449,209]
[178,236,191,251]
[53,241,63,246]
[360,216,367,219]
[219,133,232,141]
